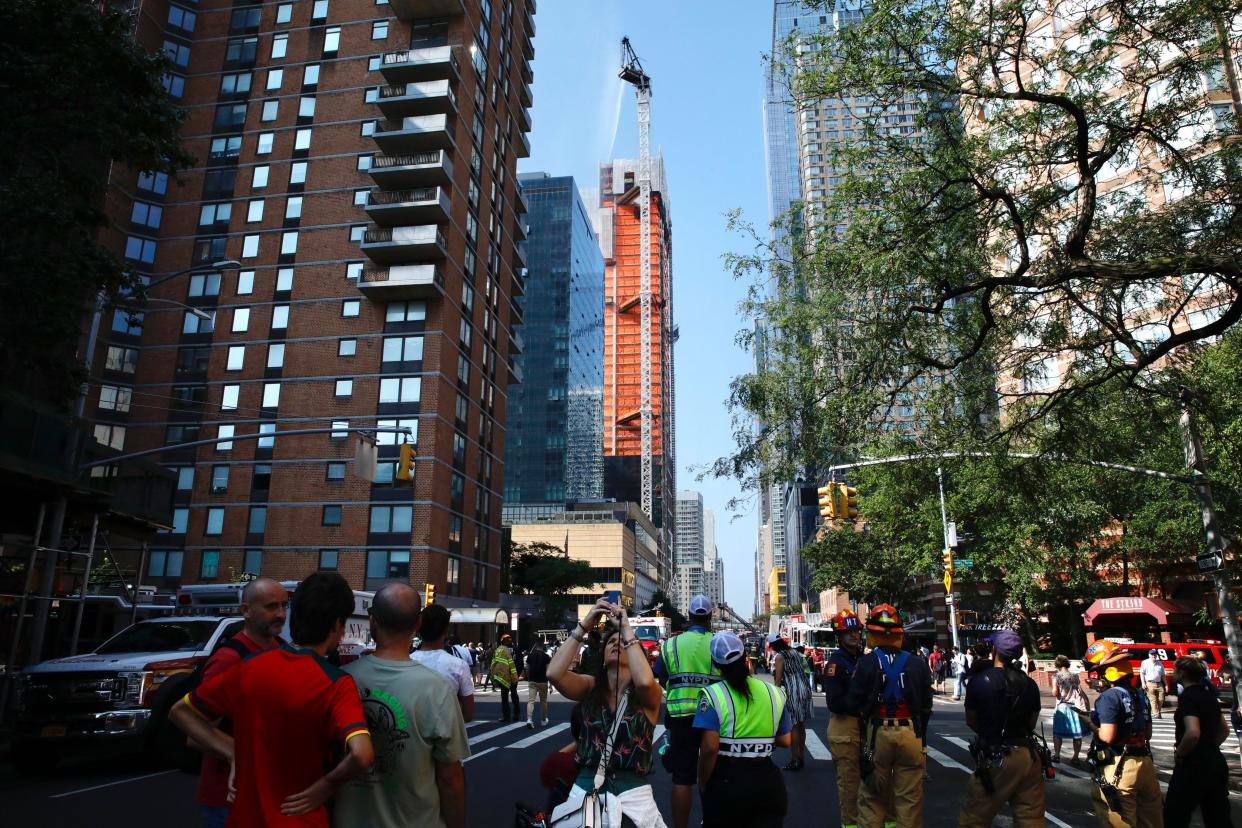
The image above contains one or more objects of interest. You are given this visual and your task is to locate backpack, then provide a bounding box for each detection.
[875,649,911,716]
[148,636,252,714]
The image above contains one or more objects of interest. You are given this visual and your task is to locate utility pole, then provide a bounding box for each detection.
[1178,387,1242,675]
[937,466,960,650]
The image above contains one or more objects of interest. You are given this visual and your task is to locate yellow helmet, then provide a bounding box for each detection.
[1083,640,1133,683]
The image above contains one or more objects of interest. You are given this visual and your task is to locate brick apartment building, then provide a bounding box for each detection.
[90,0,534,605]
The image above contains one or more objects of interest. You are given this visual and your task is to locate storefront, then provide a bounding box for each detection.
[1082,596,1201,644]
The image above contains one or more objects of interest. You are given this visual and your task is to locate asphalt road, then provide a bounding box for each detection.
[4,679,1242,826]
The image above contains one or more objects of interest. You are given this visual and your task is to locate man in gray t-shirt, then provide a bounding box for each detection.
[335,584,469,828]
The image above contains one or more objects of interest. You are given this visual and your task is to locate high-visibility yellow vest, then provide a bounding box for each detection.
[700,676,785,758]
[660,631,719,717]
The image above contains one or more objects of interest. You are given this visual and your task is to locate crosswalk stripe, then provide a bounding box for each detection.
[942,735,1093,780]
[469,721,529,746]
[508,723,571,749]
[466,720,487,730]
[926,746,972,773]
[653,725,666,745]
[464,746,498,764]
[804,729,832,761]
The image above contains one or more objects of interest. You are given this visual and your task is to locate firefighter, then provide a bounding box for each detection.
[1082,639,1163,828]
[846,604,933,828]
[824,609,867,828]
[957,629,1046,827]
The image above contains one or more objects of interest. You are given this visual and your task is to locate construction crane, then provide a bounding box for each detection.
[618,36,655,523]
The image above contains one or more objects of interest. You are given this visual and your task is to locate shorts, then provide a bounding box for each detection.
[662,713,702,786]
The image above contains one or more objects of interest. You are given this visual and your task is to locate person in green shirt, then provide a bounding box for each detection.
[334,582,470,828]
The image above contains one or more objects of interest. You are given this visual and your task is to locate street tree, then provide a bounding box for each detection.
[720,0,1242,488]
[0,0,191,401]
[506,541,599,627]
[640,589,687,631]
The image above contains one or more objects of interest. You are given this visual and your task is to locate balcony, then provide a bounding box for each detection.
[515,186,530,216]
[508,357,523,385]
[369,150,454,189]
[520,55,533,84]
[510,297,525,326]
[365,187,451,226]
[380,46,460,84]
[514,219,528,240]
[515,129,531,159]
[519,78,533,108]
[518,104,532,134]
[358,264,444,300]
[513,241,528,269]
[376,80,457,119]
[361,225,448,265]
[512,266,527,297]
[373,114,456,154]
[510,329,525,355]
[524,6,535,37]
[521,30,534,62]
[389,0,465,22]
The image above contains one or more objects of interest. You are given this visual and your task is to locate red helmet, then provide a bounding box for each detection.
[865,604,904,635]
[831,609,862,632]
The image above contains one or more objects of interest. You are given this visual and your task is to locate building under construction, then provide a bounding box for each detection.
[593,156,676,583]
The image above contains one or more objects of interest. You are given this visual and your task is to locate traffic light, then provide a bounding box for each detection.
[838,485,859,521]
[396,442,415,481]
[424,582,435,606]
[942,549,954,573]
[817,484,837,522]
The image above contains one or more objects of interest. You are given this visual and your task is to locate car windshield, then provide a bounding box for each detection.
[96,621,219,654]
[634,626,661,641]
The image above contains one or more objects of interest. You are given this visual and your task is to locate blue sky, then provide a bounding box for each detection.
[521,3,775,614]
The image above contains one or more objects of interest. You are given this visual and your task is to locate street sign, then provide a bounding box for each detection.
[946,522,958,548]
[354,435,378,482]
[953,559,974,568]
[943,571,952,594]
[1198,552,1224,573]
[945,593,956,604]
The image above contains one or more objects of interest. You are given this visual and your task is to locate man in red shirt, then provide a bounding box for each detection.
[196,577,288,828]
[171,573,374,827]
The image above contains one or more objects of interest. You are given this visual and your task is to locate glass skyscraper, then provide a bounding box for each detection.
[503,174,604,511]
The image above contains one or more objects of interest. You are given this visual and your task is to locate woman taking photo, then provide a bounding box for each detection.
[768,633,813,770]
[1052,654,1088,765]
[546,598,665,828]
[695,631,792,827]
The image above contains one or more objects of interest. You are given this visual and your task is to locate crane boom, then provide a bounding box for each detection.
[619,37,655,523]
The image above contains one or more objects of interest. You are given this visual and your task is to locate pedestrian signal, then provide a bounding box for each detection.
[397,442,415,481]
[424,582,435,606]
[817,484,837,521]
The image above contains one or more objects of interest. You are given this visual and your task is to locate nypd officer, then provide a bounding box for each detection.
[694,630,792,827]
[958,629,1045,827]
[1082,640,1162,828]
[846,604,932,828]
[825,609,867,828]
[654,595,720,828]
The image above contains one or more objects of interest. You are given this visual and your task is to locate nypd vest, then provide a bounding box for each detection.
[661,631,719,717]
[701,677,785,758]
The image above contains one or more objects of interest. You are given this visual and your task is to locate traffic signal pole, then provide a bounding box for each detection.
[937,466,960,650]
[1178,387,1242,681]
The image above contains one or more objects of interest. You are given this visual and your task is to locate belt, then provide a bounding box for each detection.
[1121,746,1151,757]
[871,718,912,727]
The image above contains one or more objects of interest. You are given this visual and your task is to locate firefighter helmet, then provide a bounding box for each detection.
[865,604,903,635]
[831,609,862,632]
[1083,639,1134,683]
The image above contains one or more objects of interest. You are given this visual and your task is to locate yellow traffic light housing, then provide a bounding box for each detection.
[424,582,435,606]
[839,485,859,521]
[817,484,837,522]
[942,549,954,573]
[396,442,415,481]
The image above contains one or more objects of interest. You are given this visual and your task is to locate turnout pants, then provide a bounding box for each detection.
[859,721,924,828]
[957,744,1046,828]
[498,681,520,721]
[827,713,863,827]
[1163,750,1232,828]
[526,681,549,722]
[1091,754,1163,828]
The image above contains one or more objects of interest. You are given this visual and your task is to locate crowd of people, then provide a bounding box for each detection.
[165,577,1239,828]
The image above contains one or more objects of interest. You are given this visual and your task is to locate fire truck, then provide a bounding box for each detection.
[629,616,671,663]
[773,613,838,690]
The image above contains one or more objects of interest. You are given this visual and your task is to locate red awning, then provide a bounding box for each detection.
[1082,596,1197,626]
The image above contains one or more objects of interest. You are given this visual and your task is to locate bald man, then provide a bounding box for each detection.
[195,578,288,828]
[335,583,469,828]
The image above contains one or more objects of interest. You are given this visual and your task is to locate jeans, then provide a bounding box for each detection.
[953,672,966,699]
[202,806,229,828]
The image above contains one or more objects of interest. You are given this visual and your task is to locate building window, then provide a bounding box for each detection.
[447,557,460,585]
[221,385,240,410]
[303,65,321,87]
[326,462,346,480]
[382,336,423,362]
[335,379,353,397]
[98,385,132,412]
[105,346,138,373]
[266,69,283,91]
[322,505,342,526]
[252,463,272,491]
[331,420,349,439]
[232,307,250,332]
[385,301,426,322]
[217,424,235,451]
[247,200,264,223]
[163,41,190,68]
[280,232,299,255]
[253,165,270,188]
[339,338,357,356]
[261,100,279,121]
[294,129,312,152]
[167,5,196,32]
[266,343,285,368]
[372,20,388,39]
[211,465,230,493]
[369,505,412,533]
[290,162,307,184]
[237,270,255,294]
[210,136,242,160]
[361,120,377,137]
[257,422,276,448]
[365,550,410,589]
[221,72,253,95]
[298,97,316,118]
[257,132,274,154]
[199,203,232,227]
[149,550,184,578]
[200,550,220,579]
[272,33,289,59]
[379,377,420,403]
[131,201,163,229]
[182,310,215,334]
[248,506,267,534]
[272,305,290,329]
[312,0,329,20]
[324,26,341,55]
[262,383,281,408]
[243,549,262,574]
[319,549,339,570]
[357,154,374,171]
[346,262,364,280]
[166,508,189,534]
[188,273,222,299]
[124,236,157,264]
[225,37,258,65]
[276,3,293,24]
[276,267,295,291]
[162,73,185,98]
[205,508,225,535]
[226,345,245,371]
[354,189,370,206]
[350,225,366,242]
[342,300,361,317]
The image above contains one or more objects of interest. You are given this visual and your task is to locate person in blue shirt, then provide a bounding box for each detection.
[694,630,791,827]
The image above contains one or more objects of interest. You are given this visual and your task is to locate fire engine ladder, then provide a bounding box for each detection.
[718,602,757,633]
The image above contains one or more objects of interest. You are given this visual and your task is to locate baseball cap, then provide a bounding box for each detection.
[710,631,745,665]
[766,632,782,645]
[688,595,714,616]
[989,630,1024,660]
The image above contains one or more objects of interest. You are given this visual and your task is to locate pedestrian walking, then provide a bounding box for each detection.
[928,646,945,694]
[1164,656,1233,828]
[696,631,791,827]
[1052,655,1088,765]
[334,583,469,828]
[952,646,973,701]
[545,598,666,827]
[482,642,496,691]
[957,630,1046,827]
[410,604,475,722]
[846,604,933,828]
[653,595,719,828]
[169,572,375,826]
[192,578,287,828]
[768,632,814,771]
[524,641,552,728]
[824,609,872,828]
[1140,651,1167,720]
[491,634,520,722]
[1082,639,1162,828]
